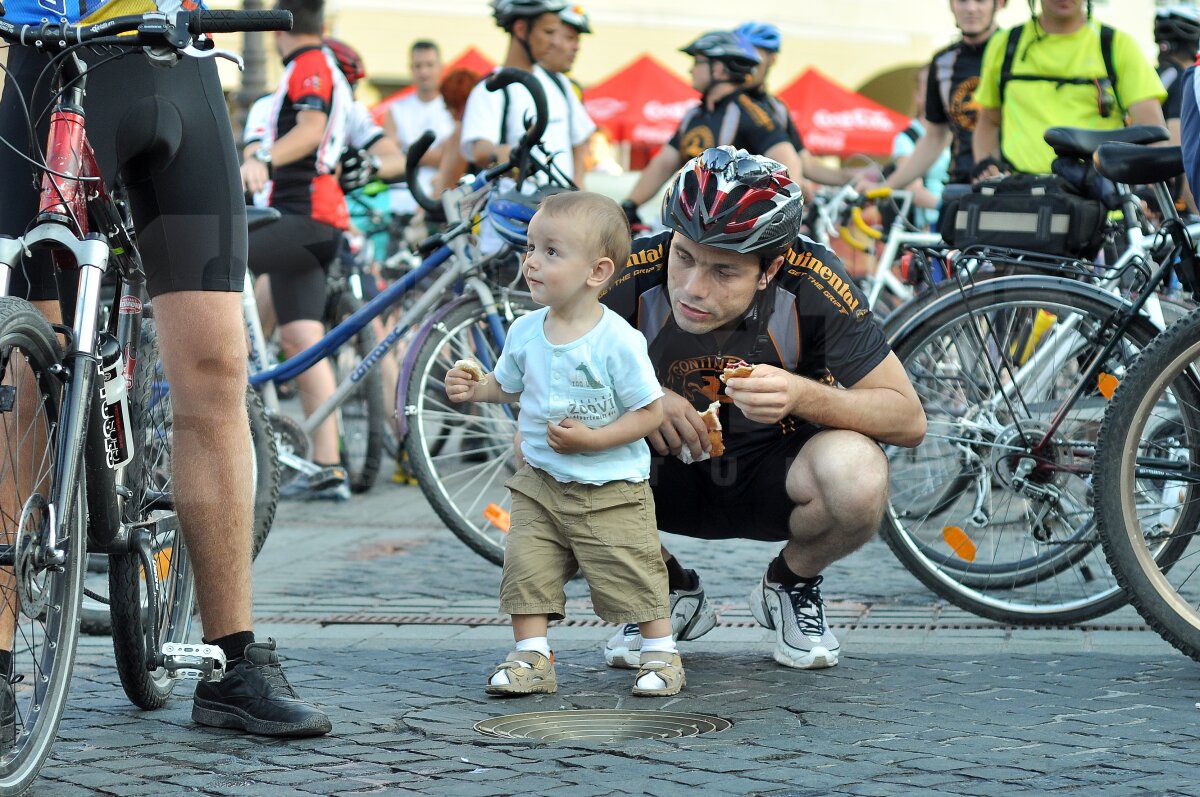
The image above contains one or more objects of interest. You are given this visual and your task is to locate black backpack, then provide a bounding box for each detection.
[999,22,1122,118]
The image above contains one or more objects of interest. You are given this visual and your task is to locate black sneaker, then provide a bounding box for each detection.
[0,675,15,753]
[192,639,332,737]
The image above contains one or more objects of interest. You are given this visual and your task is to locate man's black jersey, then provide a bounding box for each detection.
[600,232,891,458]
[746,87,805,151]
[925,34,993,184]
[669,89,792,159]
[1159,60,1186,121]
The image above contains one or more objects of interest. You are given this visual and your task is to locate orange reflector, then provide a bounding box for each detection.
[484,503,511,533]
[1098,372,1119,400]
[942,526,977,562]
[155,547,173,582]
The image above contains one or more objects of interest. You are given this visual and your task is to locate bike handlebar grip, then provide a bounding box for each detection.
[188,10,294,34]
[484,67,548,154]
[851,207,883,240]
[404,130,441,214]
[865,187,893,201]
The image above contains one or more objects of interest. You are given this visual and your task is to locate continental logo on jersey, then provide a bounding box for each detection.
[949,75,981,132]
[737,94,775,132]
[626,240,665,268]
[784,248,860,316]
[679,126,715,159]
[665,356,743,406]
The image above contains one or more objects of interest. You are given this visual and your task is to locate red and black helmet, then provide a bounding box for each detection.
[661,146,803,256]
[323,37,366,88]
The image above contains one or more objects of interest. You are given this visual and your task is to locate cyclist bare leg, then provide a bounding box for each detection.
[780,429,888,576]
[151,292,253,635]
[278,319,341,467]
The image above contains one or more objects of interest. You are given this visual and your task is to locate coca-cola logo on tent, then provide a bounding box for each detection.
[811,108,896,132]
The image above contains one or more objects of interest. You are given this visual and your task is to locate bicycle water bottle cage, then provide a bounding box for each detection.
[161,643,227,682]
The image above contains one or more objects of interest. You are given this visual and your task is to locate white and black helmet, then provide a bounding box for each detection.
[1156,5,1200,51]
[492,0,567,31]
[680,30,760,80]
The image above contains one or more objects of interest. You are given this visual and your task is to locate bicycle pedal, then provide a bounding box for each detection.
[161,643,227,682]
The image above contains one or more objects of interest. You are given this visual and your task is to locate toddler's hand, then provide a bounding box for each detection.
[444,368,479,403]
[547,417,596,454]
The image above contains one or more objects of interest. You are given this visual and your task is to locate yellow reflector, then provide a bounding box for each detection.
[942,526,977,562]
[1098,372,1119,400]
[484,503,511,533]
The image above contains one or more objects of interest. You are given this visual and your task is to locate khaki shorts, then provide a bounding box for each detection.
[499,466,669,624]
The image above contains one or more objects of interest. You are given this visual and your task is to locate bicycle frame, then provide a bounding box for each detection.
[245,174,515,443]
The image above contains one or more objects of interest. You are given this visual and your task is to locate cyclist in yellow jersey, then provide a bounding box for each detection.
[972,0,1166,178]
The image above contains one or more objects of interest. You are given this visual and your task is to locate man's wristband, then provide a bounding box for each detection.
[971,156,1004,179]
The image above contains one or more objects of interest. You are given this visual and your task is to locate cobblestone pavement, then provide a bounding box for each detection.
[29,479,1200,796]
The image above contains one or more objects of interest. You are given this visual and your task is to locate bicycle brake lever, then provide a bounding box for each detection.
[183,45,244,71]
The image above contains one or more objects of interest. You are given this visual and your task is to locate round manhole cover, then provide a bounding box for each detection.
[474,709,732,742]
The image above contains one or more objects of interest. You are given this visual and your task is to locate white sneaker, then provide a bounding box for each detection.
[749,572,840,669]
[604,569,717,669]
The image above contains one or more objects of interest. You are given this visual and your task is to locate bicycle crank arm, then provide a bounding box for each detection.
[160,643,227,682]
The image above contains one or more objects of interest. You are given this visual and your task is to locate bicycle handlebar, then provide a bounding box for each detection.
[404,66,552,215]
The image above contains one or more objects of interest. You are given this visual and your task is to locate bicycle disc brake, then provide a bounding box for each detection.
[15,494,51,619]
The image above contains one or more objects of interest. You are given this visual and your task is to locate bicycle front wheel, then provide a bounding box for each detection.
[0,298,84,794]
[404,295,536,565]
[1094,307,1200,659]
[884,277,1160,624]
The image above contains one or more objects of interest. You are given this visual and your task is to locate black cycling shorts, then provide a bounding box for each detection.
[649,425,822,542]
[247,214,341,325]
[0,48,246,300]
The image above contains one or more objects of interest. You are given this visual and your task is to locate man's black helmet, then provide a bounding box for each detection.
[680,30,761,79]
[492,0,567,31]
[1156,6,1200,52]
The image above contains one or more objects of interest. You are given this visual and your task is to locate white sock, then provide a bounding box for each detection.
[490,637,551,686]
[636,635,677,690]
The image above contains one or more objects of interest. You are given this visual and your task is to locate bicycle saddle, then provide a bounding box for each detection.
[246,206,282,232]
[1093,142,1184,185]
[1043,125,1169,160]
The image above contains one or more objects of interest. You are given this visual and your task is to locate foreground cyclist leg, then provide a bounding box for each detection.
[0,16,330,738]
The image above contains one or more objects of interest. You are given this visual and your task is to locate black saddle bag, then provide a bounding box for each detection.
[941,174,1106,259]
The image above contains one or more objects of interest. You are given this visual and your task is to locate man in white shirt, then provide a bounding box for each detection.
[383,40,455,216]
[460,0,594,189]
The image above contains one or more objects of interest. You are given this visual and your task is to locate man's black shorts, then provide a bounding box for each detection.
[649,425,822,542]
[0,48,246,300]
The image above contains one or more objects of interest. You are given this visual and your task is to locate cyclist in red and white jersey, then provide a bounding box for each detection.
[0,0,331,736]
[240,1,357,501]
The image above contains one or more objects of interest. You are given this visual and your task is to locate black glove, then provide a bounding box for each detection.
[339,149,380,192]
[620,199,642,228]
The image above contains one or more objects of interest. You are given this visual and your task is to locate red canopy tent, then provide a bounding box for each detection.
[778,68,910,158]
[370,47,496,124]
[583,55,697,146]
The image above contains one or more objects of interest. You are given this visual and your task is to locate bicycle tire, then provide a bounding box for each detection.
[1094,307,1200,660]
[404,295,537,565]
[0,298,85,795]
[330,291,385,493]
[882,276,1160,624]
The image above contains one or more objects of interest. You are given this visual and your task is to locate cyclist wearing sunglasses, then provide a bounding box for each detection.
[601,146,925,673]
[0,0,332,736]
[620,31,804,230]
[972,0,1166,180]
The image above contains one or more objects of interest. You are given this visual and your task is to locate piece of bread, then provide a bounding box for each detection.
[452,358,486,384]
[720,360,755,384]
[699,400,724,457]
